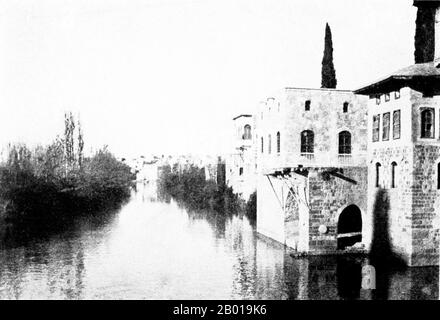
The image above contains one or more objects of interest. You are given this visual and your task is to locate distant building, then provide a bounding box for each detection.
[225,114,257,200]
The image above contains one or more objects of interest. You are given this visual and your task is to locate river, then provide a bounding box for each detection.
[0,182,438,300]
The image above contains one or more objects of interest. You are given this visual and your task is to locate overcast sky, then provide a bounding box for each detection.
[0,0,416,158]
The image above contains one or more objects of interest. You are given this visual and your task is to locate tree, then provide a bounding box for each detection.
[64,111,76,170]
[77,118,84,169]
[321,23,337,89]
[414,6,436,64]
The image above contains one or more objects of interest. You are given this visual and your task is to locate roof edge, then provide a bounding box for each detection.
[232,114,253,121]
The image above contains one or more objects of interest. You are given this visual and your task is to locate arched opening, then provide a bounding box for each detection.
[243,124,252,140]
[437,163,440,190]
[338,131,351,154]
[375,162,381,188]
[421,108,434,138]
[268,134,272,154]
[391,162,397,188]
[276,131,281,153]
[337,205,362,250]
[300,130,314,153]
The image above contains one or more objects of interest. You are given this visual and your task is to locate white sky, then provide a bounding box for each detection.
[0,0,416,158]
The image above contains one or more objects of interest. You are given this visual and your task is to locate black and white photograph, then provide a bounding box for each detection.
[0,0,439,306]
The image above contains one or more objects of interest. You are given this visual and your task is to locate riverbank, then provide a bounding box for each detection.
[0,148,134,224]
[0,113,134,226]
[157,164,256,221]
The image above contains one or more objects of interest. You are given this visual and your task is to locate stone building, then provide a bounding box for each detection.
[355,61,440,266]
[225,114,257,200]
[229,0,440,266]
[254,89,368,253]
[348,0,440,267]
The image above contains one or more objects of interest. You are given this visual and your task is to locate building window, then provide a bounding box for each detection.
[376,95,381,105]
[301,130,314,153]
[261,137,264,154]
[438,163,440,190]
[421,108,434,138]
[343,102,349,113]
[338,131,352,154]
[305,100,311,111]
[239,167,243,176]
[276,132,281,153]
[375,163,381,188]
[243,124,252,140]
[382,112,390,141]
[391,162,397,188]
[373,115,380,142]
[393,110,401,140]
[268,134,272,154]
[395,90,400,99]
[385,93,390,102]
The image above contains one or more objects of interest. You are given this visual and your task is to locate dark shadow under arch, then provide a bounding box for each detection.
[337,205,362,250]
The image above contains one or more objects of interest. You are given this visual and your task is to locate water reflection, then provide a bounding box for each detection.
[0,182,438,300]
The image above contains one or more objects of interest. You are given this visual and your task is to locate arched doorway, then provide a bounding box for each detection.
[337,205,362,250]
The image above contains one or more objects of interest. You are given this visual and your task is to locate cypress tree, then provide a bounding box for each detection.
[321,23,337,89]
[414,6,436,63]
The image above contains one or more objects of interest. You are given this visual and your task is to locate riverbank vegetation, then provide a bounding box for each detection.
[0,112,134,224]
[157,164,256,221]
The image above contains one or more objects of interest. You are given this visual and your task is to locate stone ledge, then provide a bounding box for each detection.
[290,248,368,258]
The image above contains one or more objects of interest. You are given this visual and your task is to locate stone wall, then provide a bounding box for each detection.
[366,88,440,266]
[282,88,368,168]
[256,174,285,245]
[412,144,440,266]
[367,146,414,263]
[308,167,368,253]
[256,89,368,172]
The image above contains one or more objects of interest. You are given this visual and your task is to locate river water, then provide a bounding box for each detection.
[0,182,438,300]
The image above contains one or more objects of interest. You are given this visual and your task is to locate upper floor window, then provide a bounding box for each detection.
[395,90,401,99]
[393,110,401,140]
[382,112,390,141]
[373,115,380,142]
[343,102,349,113]
[239,167,243,176]
[261,137,264,154]
[385,93,390,102]
[268,134,272,154]
[376,95,381,105]
[243,125,252,140]
[301,130,314,153]
[276,132,281,153]
[305,100,311,111]
[338,131,352,154]
[421,108,434,138]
